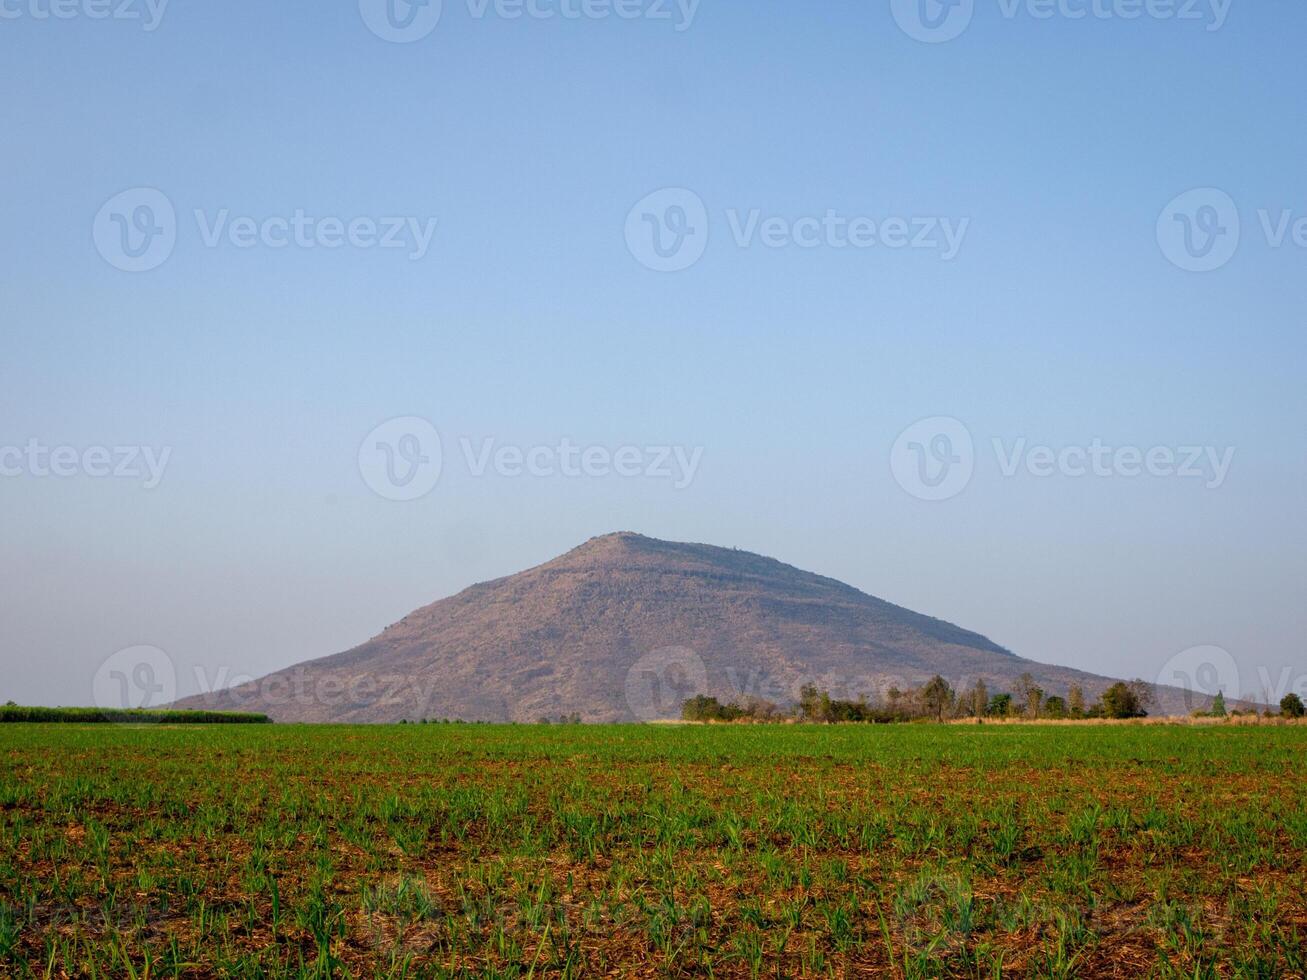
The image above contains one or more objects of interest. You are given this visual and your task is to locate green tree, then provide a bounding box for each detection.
[798,684,833,723]
[1127,679,1157,714]
[682,695,726,721]
[1043,695,1068,719]
[1279,692,1304,719]
[886,686,903,715]
[1099,682,1147,719]
[1017,673,1044,719]
[920,675,954,722]
[1211,690,1227,717]
[1067,685,1085,719]
[986,693,1013,718]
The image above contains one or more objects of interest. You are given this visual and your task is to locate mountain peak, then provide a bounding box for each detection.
[552,532,733,569]
[575,530,654,550]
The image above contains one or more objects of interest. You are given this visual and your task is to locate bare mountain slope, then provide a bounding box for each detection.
[177,532,1195,722]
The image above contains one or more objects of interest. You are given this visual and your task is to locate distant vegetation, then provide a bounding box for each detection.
[684,673,1189,723]
[684,675,1303,725]
[0,705,271,724]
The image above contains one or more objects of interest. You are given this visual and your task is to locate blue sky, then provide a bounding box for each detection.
[2,0,1305,708]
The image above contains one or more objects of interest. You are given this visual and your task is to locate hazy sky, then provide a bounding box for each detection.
[3,0,1304,709]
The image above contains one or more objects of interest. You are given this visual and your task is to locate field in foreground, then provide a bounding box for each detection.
[1,724,1304,978]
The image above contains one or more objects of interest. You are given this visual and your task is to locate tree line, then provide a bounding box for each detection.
[681,673,1160,723]
[684,677,1307,724]
[0,704,271,724]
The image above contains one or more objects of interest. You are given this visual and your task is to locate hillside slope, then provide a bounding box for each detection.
[176,532,1196,721]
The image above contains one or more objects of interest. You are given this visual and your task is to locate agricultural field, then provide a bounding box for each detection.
[2,723,1304,978]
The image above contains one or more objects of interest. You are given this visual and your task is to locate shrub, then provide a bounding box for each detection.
[681,696,746,722]
[1098,682,1148,720]
[986,693,1013,718]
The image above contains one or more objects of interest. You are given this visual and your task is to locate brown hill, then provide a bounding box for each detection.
[176,532,1200,722]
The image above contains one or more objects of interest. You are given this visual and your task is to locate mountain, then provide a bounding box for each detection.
[176,532,1200,722]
